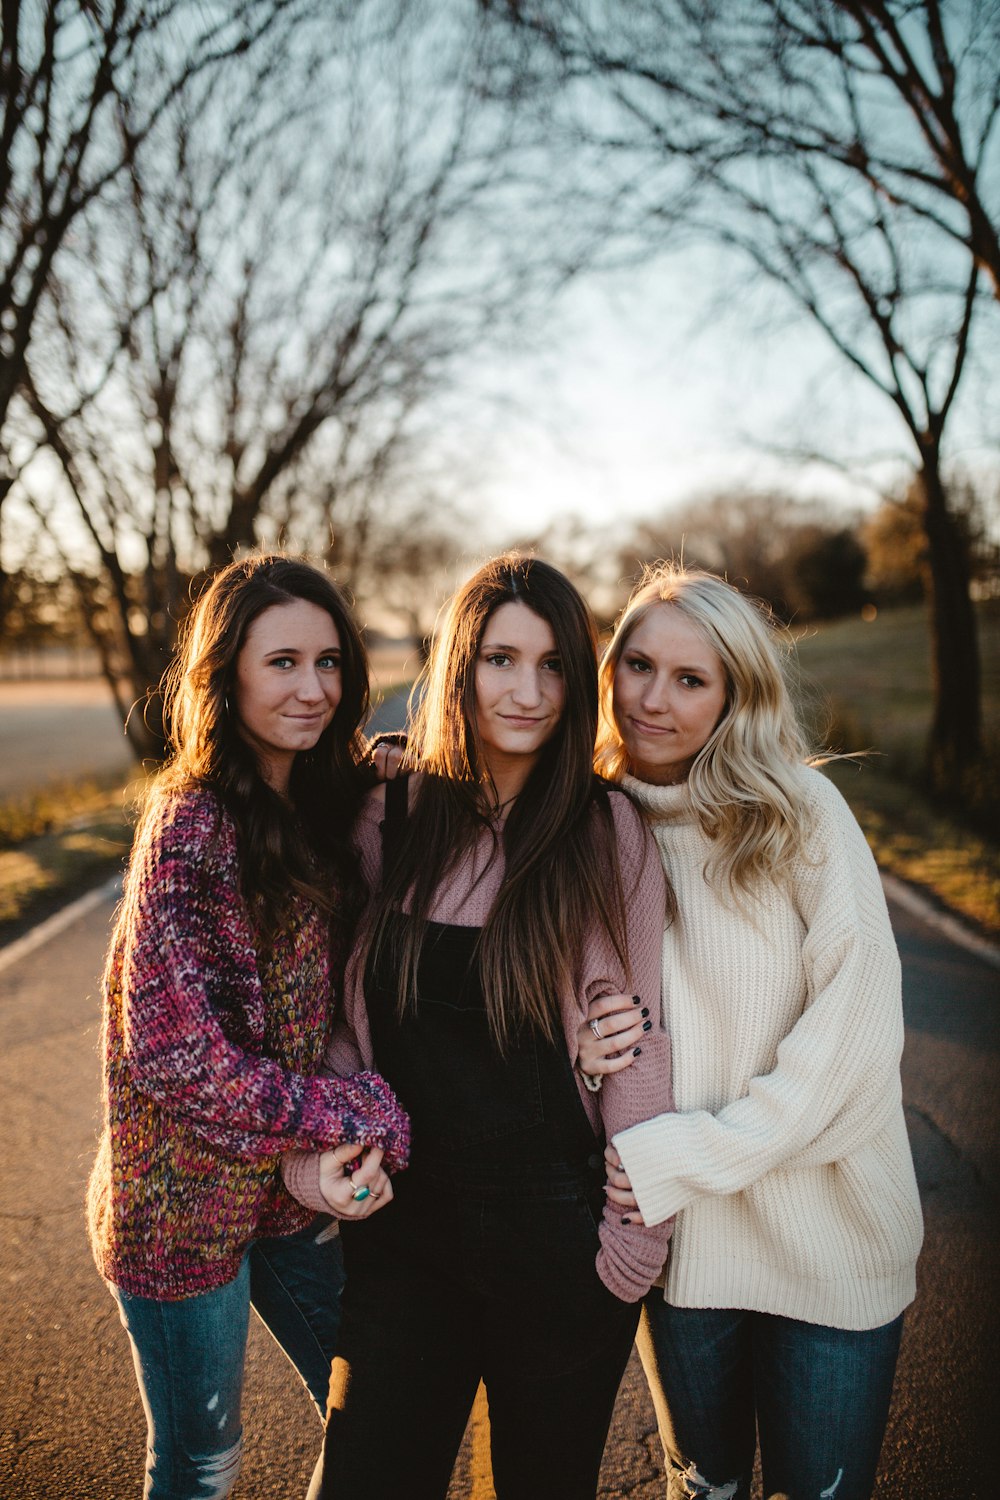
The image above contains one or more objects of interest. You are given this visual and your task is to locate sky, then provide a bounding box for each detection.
[463,249,999,548]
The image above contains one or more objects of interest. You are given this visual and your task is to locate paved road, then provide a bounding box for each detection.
[0,885,996,1498]
[0,681,135,799]
[0,663,415,801]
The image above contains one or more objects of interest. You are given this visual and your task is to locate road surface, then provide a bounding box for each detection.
[0,882,996,1497]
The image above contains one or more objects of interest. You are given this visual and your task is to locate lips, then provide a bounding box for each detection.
[630,717,674,736]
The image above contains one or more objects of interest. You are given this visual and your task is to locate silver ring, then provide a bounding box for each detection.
[589,1018,603,1040]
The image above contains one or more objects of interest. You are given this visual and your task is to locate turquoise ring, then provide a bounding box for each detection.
[351,1184,370,1202]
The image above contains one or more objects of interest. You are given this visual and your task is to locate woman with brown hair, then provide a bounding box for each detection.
[286,553,674,1500]
[87,554,410,1500]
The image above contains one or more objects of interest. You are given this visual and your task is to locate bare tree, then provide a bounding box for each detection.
[0,1,317,611]
[618,489,868,622]
[489,0,1000,789]
[7,1,541,756]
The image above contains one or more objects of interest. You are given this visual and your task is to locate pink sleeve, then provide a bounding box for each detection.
[281,793,385,1205]
[589,792,675,1301]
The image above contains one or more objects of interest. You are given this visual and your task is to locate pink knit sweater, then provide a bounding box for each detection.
[284,780,675,1302]
[87,785,410,1300]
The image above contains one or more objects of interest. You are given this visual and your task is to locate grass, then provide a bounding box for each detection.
[794,599,1000,938]
[1,607,997,945]
[0,776,140,939]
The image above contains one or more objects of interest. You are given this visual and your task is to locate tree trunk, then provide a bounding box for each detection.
[918,450,982,790]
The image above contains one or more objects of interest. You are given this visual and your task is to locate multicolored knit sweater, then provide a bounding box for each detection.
[87,785,410,1301]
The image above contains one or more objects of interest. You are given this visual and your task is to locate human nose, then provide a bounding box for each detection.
[295,669,325,703]
[510,665,543,708]
[639,672,669,713]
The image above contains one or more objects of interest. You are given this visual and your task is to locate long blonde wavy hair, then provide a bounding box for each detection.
[596,563,819,897]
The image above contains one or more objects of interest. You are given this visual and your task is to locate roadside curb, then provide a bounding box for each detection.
[880,871,1000,972]
[0,873,122,977]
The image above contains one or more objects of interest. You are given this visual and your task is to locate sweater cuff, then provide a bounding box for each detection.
[281,1151,329,1214]
[613,1117,691,1227]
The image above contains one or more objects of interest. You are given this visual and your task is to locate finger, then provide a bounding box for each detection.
[587,992,644,1023]
[598,1017,648,1047]
[366,1176,394,1213]
[384,746,404,779]
[349,1147,385,1187]
[580,1047,643,1077]
[604,1184,639,1210]
[329,1140,365,1167]
[604,1144,623,1170]
[371,744,391,780]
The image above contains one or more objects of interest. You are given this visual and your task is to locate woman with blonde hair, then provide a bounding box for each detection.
[577,562,922,1500]
[285,553,674,1499]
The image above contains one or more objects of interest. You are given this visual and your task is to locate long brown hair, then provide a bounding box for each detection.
[149,554,371,939]
[368,553,635,1050]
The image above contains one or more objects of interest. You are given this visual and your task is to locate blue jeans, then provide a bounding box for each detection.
[112,1219,344,1500]
[636,1299,904,1500]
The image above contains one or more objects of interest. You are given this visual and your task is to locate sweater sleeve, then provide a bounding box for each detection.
[587,792,675,1301]
[281,792,384,1210]
[120,791,409,1173]
[614,772,903,1227]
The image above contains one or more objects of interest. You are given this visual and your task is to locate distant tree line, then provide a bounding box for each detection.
[7,473,996,656]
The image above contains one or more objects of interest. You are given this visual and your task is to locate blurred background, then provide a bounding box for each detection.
[1,0,998,940]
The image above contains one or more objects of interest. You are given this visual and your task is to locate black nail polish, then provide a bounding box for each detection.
[632,995,641,1005]
[621,1216,631,1225]
[642,1020,652,1031]
[632,1046,642,1056]
[640,1007,649,1018]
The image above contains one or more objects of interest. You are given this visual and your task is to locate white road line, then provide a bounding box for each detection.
[880,872,1000,971]
[0,874,121,976]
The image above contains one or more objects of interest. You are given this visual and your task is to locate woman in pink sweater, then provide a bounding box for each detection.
[87,555,409,1500]
[286,554,674,1499]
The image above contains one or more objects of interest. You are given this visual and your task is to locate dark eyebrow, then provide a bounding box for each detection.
[264,644,340,656]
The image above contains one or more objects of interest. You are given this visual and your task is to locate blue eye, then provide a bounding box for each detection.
[318,654,341,670]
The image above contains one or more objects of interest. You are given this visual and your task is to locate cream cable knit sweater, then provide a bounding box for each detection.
[613,766,923,1331]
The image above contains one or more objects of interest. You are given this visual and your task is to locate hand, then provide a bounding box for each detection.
[577,992,650,1075]
[318,1142,394,1219]
[604,1144,645,1226]
[370,741,405,782]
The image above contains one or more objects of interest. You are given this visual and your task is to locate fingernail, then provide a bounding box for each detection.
[621,1216,631,1225]
[641,1007,649,1018]
[632,1047,642,1057]
[632,995,641,1005]
[642,1020,652,1032]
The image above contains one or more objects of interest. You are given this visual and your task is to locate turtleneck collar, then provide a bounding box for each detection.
[621,773,696,824]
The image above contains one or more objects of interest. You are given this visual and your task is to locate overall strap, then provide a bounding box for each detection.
[380,772,410,881]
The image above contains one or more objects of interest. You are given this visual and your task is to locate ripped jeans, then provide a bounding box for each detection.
[111,1219,344,1499]
[637,1300,904,1500]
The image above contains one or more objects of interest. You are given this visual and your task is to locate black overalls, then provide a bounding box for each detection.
[317,777,641,1499]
